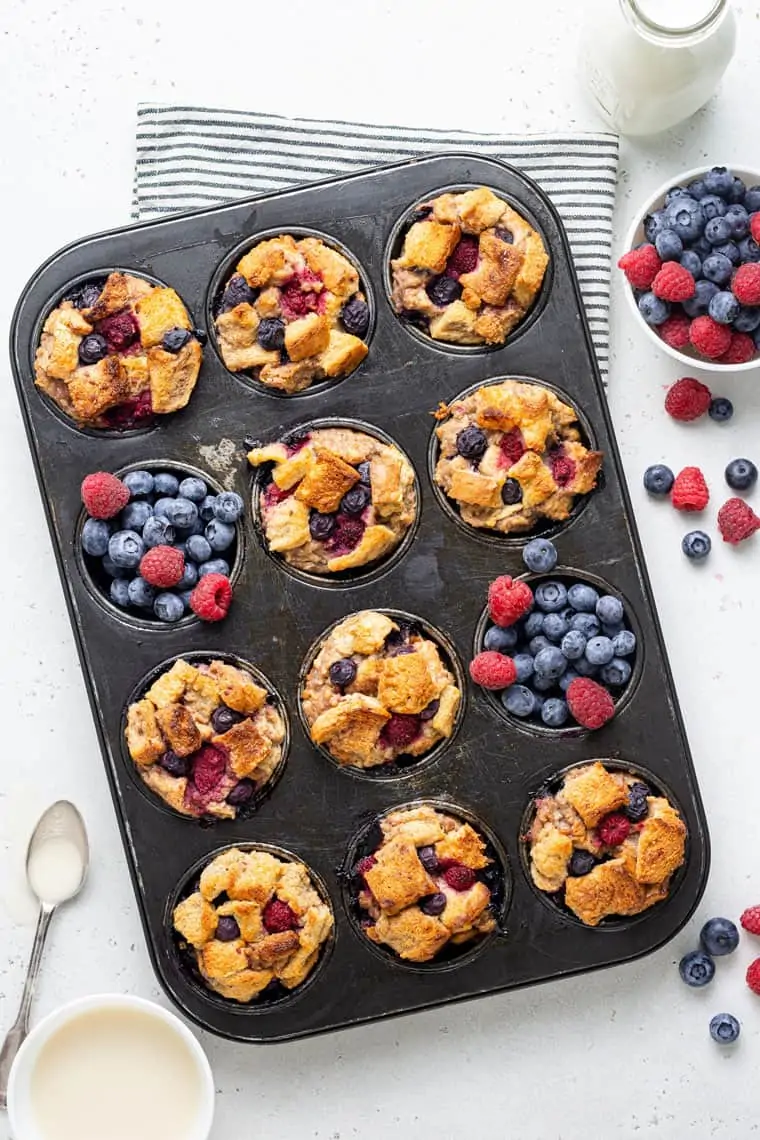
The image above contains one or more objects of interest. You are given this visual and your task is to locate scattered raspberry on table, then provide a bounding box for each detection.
[665,377,712,422]
[672,467,709,512]
[717,498,760,544]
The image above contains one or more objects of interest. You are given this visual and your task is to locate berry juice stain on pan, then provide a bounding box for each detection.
[9,154,709,1043]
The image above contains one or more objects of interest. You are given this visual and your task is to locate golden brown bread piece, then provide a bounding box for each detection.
[294,448,360,513]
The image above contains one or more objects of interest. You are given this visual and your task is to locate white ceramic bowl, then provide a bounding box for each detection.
[7,994,215,1140]
[623,164,760,374]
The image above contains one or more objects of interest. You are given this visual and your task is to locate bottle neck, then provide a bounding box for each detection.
[622,0,728,45]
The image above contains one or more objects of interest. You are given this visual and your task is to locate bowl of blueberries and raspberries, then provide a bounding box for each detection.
[620,165,760,371]
[78,466,243,624]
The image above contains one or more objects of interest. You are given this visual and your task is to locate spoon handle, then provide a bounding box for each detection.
[0,904,54,1108]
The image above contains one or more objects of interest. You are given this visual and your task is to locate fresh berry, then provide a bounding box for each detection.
[618,244,661,289]
[81,472,130,519]
[703,167,734,198]
[700,194,728,223]
[643,464,675,495]
[199,559,230,578]
[456,425,487,460]
[701,253,733,286]
[110,579,130,607]
[469,651,517,690]
[329,658,357,687]
[652,262,695,302]
[717,497,760,544]
[340,295,370,338]
[263,899,298,933]
[709,1014,740,1045]
[540,698,569,727]
[638,292,670,326]
[205,518,236,552]
[528,635,552,657]
[612,630,636,657]
[708,290,740,325]
[623,782,650,822]
[680,950,715,987]
[484,625,518,653]
[747,958,760,995]
[165,497,198,531]
[108,530,145,569]
[177,477,208,503]
[671,467,709,512]
[561,630,587,660]
[428,276,462,306]
[689,315,732,358]
[522,538,558,574]
[740,906,760,935]
[568,850,596,876]
[127,577,156,609]
[487,575,534,628]
[213,492,244,523]
[725,458,758,491]
[682,530,711,560]
[718,332,756,364]
[379,714,421,750]
[715,240,741,264]
[700,917,739,957]
[705,216,733,246]
[734,304,760,331]
[732,262,760,305]
[532,646,567,682]
[81,518,111,557]
[184,534,211,564]
[189,573,233,622]
[658,312,691,348]
[534,581,568,613]
[153,592,185,623]
[751,211,760,242]
[585,636,615,666]
[542,613,569,643]
[708,397,733,422]
[729,175,747,203]
[594,597,622,626]
[567,583,599,613]
[443,864,476,892]
[654,229,683,261]
[153,472,179,497]
[665,196,705,242]
[162,327,192,354]
[139,545,184,588]
[644,210,667,243]
[142,516,175,548]
[597,812,631,847]
[120,501,151,532]
[446,237,479,277]
[524,612,545,639]
[679,249,702,277]
[420,892,447,916]
[512,653,534,683]
[566,678,615,730]
[738,237,760,263]
[501,684,536,718]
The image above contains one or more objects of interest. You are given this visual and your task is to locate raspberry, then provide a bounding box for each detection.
[499,428,526,467]
[549,451,576,487]
[96,310,140,352]
[751,212,760,245]
[264,483,293,508]
[617,244,661,290]
[689,315,732,359]
[262,899,298,933]
[380,714,421,749]
[139,545,184,588]
[442,864,476,892]
[103,388,153,427]
[746,958,760,995]
[81,471,130,519]
[469,651,517,690]
[664,377,712,422]
[718,332,756,365]
[566,677,616,730]
[717,497,760,544]
[658,312,691,349]
[355,855,376,880]
[279,273,325,320]
[597,812,631,847]
[741,906,760,935]
[445,237,479,278]
[652,262,695,302]
[487,575,534,628]
[325,515,365,555]
[732,262,760,305]
[189,573,233,622]
[190,745,227,796]
[671,467,709,512]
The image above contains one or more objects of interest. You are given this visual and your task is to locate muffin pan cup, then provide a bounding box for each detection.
[10,153,709,1043]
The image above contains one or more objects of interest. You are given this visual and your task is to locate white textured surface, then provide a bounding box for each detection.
[1,1,760,1136]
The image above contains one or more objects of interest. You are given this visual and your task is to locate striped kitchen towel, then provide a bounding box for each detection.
[133,106,619,378]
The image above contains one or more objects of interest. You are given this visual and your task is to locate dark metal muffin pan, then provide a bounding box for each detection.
[9,153,709,1043]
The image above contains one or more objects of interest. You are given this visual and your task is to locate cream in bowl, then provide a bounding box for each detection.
[7,994,214,1140]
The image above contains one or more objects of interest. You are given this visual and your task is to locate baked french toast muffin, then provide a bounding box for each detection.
[248,427,416,575]
[391,186,548,345]
[214,234,370,393]
[35,272,202,428]
[173,847,333,1002]
[434,379,602,533]
[301,611,461,768]
[527,761,687,926]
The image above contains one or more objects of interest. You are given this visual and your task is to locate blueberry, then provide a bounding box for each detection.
[205,518,236,552]
[679,949,715,987]
[745,186,760,212]
[185,534,212,563]
[356,461,371,485]
[309,512,336,541]
[664,186,690,205]
[167,498,198,530]
[569,850,596,876]
[501,478,523,505]
[575,656,600,677]
[584,636,614,666]
[257,317,286,351]
[531,694,546,715]
[624,782,650,822]
[528,635,553,657]
[637,292,670,326]
[420,892,447,917]
[690,235,713,257]
[700,193,728,221]
[704,166,734,198]
[213,492,244,523]
[142,516,175,548]
[738,236,760,263]
[687,178,708,200]
[177,477,207,503]
[705,216,733,246]
[599,657,632,686]
[595,596,623,625]
[153,472,179,497]
[219,274,256,312]
[81,518,111,557]
[102,553,127,579]
[153,498,176,522]
[121,472,153,500]
[714,241,740,265]
[643,464,675,495]
[198,558,230,578]
[211,706,244,734]
[176,562,198,590]
[683,278,720,313]
[709,291,740,325]
[341,484,371,516]
[542,613,569,643]
[108,530,144,569]
[700,917,740,957]
[560,629,587,660]
[512,653,534,683]
[679,249,702,277]
[733,306,760,333]
[523,611,545,639]
[541,698,568,728]
[522,538,558,574]
[420,699,440,721]
[427,276,462,307]
[110,578,130,607]
[532,674,556,693]
[501,684,535,717]
[723,204,750,239]
[612,629,637,657]
[340,295,370,338]
[484,625,518,652]
[559,669,579,692]
[77,333,109,366]
[570,612,600,638]
[162,327,192,354]
[643,210,667,243]
[655,229,683,261]
[417,846,440,874]
[533,646,567,681]
[456,425,488,460]
[709,1014,740,1045]
[159,750,190,777]
[68,279,107,309]
[329,658,357,687]
[728,176,747,204]
[226,779,255,806]
[665,196,705,242]
[725,458,757,491]
[534,581,567,613]
[199,495,217,522]
[153,592,185,623]
[601,621,624,639]
[128,577,156,609]
[568,583,599,613]
[179,590,194,611]
[120,501,153,532]
[216,916,241,942]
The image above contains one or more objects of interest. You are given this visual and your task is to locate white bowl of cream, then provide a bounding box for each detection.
[7,994,215,1140]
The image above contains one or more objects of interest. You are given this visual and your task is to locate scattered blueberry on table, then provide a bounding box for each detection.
[709,1013,740,1045]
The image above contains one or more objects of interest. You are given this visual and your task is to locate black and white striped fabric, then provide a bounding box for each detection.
[133,106,619,378]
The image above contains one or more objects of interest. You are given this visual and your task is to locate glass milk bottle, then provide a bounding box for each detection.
[579,0,736,136]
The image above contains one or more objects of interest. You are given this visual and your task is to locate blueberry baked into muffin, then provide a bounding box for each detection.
[214,235,370,393]
[391,187,549,345]
[125,658,285,819]
[355,806,497,962]
[34,272,203,428]
[248,427,416,575]
[173,848,333,1002]
[434,379,603,533]
[527,761,687,926]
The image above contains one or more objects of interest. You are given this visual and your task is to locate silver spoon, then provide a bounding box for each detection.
[0,801,89,1108]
